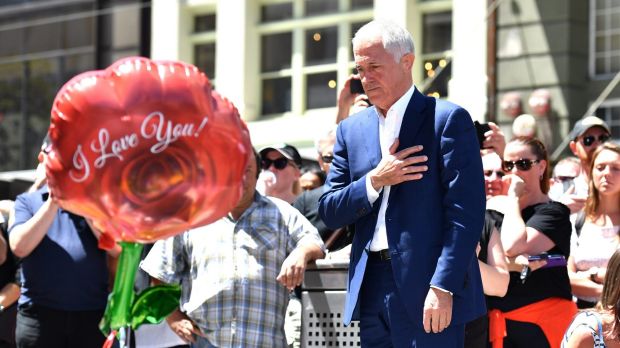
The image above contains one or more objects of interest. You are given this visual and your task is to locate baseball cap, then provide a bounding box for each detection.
[259,143,302,167]
[570,116,611,139]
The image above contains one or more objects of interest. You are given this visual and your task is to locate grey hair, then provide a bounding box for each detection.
[352,20,415,62]
[314,125,338,153]
[552,156,581,177]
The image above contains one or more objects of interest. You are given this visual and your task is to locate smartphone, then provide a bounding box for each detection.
[528,253,567,268]
[474,121,492,149]
[349,78,365,94]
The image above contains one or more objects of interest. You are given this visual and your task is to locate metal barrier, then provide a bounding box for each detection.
[301,260,360,347]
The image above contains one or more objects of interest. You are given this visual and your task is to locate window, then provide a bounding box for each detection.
[306,72,337,109]
[305,26,338,66]
[261,32,292,71]
[261,3,293,22]
[194,43,216,79]
[192,12,216,80]
[420,10,452,98]
[590,0,620,76]
[194,14,216,32]
[258,0,373,117]
[0,0,147,171]
[351,0,373,10]
[596,100,620,138]
[305,0,338,16]
[262,77,292,114]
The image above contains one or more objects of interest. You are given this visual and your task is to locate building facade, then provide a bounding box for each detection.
[150,0,455,153]
[1,0,618,173]
[0,0,150,172]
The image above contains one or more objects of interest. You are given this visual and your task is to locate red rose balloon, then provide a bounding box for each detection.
[46,57,251,244]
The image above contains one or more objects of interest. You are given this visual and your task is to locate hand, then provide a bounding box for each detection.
[482,122,506,156]
[504,174,525,198]
[338,75,361,108]
[368,139,428,191]
[43,191,59,212]
[506,254,547,272]
[166,309,205,343]
[351,94,371,114]
[256,170,277,195]
[588,266,605,284]
[557,186,587,214]
[277,249,308,291]
[423,287,453,333]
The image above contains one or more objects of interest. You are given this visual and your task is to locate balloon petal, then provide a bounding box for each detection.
[47,57,251,243]
[130,284,181,330]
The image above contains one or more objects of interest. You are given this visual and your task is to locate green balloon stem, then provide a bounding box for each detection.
[104,242,144,332]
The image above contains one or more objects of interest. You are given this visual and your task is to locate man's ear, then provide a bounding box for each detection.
[569,140,578,156]
[401,53,414,70]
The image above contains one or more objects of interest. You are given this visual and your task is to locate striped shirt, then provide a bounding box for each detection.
[141,192,324,347]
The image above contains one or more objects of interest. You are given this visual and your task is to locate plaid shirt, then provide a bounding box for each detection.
[141,192,324,347]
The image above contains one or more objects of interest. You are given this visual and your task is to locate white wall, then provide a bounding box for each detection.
[449,0,488,121]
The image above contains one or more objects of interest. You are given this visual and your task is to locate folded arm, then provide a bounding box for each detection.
[9,196,58,258]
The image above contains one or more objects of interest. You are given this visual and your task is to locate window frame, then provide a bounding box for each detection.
[190,6,217,84]
[589,0,620,79]
[257,0,372,118]
[596,98,620,139]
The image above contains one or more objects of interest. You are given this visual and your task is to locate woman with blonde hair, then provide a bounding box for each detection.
[568,142,620,309]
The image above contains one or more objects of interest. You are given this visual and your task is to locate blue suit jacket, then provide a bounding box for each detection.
[319,88,486,327]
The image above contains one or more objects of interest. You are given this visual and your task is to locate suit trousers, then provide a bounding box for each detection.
[359,256,465,348]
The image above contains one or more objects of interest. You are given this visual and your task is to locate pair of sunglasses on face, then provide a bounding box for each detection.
[502,158,540,172]
[580,134,610,147]
[484,170,505,178]
[261,157,291,170]
[554,175,576,183]
[321,155,334,164]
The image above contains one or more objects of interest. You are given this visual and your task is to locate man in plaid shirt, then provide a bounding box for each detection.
[141,151,325,347]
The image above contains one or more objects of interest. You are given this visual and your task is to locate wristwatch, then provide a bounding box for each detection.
[589,267,599,282]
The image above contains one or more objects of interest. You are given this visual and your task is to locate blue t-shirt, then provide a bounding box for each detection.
[9,186,109,311]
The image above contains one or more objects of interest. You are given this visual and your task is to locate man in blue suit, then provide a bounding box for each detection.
[319,20,486,347]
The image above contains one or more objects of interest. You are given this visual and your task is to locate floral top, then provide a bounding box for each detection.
[562,311,606,348]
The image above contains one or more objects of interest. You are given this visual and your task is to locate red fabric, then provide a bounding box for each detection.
[488,298,577,348]
[102,330,117,348]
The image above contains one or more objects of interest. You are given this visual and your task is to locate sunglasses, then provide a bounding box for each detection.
[261,157,290,170]
[484,170,505,178]
[554,175,576,182]
[321,155,334,164]
[581,134,610,147]
[502,159,540,172]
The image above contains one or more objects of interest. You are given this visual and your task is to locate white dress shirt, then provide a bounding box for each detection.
[365,85,415,251]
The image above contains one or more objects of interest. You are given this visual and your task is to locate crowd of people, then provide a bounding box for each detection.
[0,19,618,348]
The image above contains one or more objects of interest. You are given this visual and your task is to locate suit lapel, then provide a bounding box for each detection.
[397,87,428,151]
[361,107,381,169]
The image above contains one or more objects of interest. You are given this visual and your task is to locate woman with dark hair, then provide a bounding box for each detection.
[568,142,620,309]
[562,248,620,347]
[487,137,577,348]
